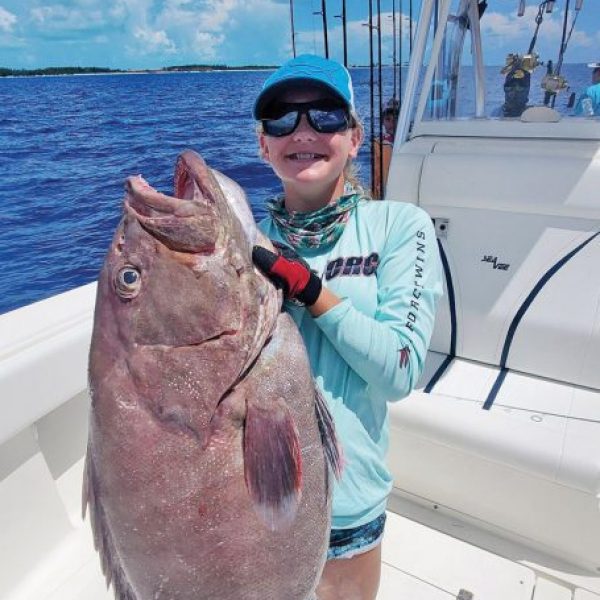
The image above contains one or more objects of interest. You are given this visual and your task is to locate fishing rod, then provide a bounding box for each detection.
[409,0,413,54]
[334,0,348,67]
[312,0,329,58]
[366,0,375,196]
[398,0,403,103]
[289,0,296,58]
[549,0,571,107]
[522,0,584,106]
[392,0,397,103]
[322,0,329,58]
[550,0,583,107]
[377,0,384,197]
[341,0,348,67]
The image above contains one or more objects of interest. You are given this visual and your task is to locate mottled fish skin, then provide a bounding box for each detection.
[84,150,338,600]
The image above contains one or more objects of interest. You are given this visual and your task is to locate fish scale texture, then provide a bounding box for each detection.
[85,151,334,600]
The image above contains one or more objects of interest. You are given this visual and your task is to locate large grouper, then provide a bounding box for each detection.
[84,150,341,600]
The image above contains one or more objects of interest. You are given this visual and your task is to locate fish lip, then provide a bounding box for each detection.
[124,176,205,225]
[124,151,218,222]
[174,150,219,204]
[125,176,181,217]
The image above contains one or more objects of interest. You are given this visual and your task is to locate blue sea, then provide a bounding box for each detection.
[0,64,590,314]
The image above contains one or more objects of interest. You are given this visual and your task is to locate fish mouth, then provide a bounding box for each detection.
[124,151,216,221]
[123,151,220,253]
[124,176,199,220]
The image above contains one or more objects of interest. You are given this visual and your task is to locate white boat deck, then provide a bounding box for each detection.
[4,453,599,600]
[1,284,600,600]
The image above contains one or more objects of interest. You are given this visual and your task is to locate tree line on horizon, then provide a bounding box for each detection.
[0,64,278,77]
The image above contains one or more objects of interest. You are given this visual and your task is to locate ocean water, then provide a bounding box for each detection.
[0,64,591,314]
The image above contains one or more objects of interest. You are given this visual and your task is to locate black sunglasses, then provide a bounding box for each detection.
[261,100,354,137]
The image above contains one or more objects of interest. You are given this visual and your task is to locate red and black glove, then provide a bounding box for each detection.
[252,243,322,306]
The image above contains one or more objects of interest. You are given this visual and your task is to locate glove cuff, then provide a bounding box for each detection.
[297,272,322,306]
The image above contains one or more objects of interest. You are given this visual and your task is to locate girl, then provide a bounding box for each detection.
[252,54,443,600]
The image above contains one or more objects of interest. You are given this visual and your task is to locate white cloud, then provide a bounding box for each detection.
[197,0,238,31]
[482,6,571,44]
[479,6,597,64]
[151,0,289,64]
[193,31,224,60]
[0,6,17,32]
[133,26,176,53]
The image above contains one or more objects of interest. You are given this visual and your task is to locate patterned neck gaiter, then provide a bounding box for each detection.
[266,185,363,250]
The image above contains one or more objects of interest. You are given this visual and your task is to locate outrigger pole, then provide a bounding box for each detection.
[289,0,296,58]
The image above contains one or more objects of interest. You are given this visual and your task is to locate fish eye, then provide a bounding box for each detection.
[115,265,142,298]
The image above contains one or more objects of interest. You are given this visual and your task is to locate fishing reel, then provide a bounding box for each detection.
[501,53,541,76]
[541,73,568,94]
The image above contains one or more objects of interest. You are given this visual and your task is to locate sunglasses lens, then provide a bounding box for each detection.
[261,102,351,136]
[262,111,299,137]
[308,107,349,133]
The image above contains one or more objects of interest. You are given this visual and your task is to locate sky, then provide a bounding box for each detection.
[0,0,599,70]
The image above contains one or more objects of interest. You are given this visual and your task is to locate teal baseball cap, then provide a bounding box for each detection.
[253,54,355,119]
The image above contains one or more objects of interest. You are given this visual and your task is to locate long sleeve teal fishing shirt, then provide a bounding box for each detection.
[259,199,444,529]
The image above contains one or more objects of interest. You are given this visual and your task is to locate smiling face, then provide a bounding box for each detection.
[259,86,362,212]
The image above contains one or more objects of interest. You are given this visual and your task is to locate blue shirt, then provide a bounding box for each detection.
[574,82,600,116]
[259,199,444,529]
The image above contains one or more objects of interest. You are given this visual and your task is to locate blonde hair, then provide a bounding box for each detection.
[345,115,371,199]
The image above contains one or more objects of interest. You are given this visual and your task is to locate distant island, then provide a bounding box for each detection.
[0,65,278,77]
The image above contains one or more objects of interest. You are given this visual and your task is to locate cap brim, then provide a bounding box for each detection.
[253,78,350,119]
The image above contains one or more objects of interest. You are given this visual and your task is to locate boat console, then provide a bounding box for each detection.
[386,0,600,588]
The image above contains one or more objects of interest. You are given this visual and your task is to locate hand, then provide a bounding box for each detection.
[252,243,322,307]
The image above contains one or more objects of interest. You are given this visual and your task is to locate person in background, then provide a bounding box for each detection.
[382,99,399,143]
[373,98,399,198]
[492,65,531,118]
[251,54,443,600]
[574,64,600,116]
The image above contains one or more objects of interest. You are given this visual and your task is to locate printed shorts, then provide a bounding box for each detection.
[327,513,387,560]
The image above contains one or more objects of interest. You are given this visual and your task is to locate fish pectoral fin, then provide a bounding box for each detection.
[243,396,302,531]
[314,385,343,480]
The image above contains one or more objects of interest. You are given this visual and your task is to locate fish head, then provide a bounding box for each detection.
[91,150,279,437]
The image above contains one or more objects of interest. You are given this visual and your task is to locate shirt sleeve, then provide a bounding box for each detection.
[313,206,443,402]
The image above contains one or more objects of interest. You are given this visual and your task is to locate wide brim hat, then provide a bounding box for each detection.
[253,54,355,119]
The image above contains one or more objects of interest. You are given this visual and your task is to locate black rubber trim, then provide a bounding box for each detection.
[424,237,457,393]
[482,231,600,410]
